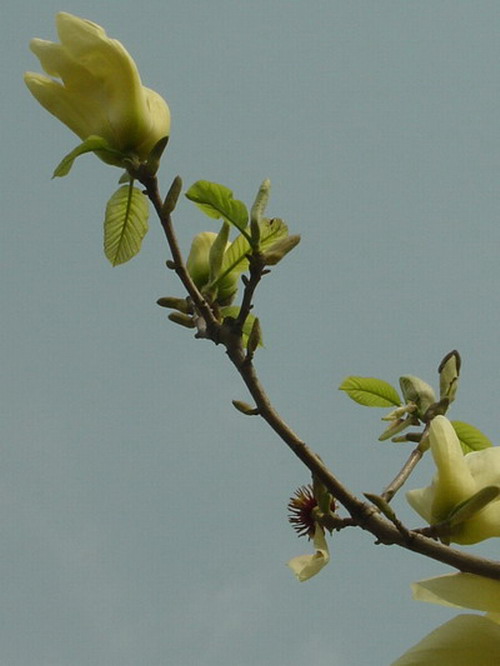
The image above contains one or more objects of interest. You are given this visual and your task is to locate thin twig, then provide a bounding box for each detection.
[139,173,219,336]
[234,253,267,332]
[381,445,425,502]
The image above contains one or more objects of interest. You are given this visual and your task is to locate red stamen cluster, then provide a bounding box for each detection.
[287,485,318,539]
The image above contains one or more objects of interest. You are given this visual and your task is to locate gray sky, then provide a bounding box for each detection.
[4,1,500,664]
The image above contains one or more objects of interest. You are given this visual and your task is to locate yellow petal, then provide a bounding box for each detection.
[391,615,500,666]
[430,416,476,520]
[405,485,435,524]
[412,573,500,614]
[24,72,109,141]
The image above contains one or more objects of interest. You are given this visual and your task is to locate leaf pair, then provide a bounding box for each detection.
[338,375,492,453]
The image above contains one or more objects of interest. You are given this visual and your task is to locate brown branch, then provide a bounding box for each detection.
[138,172,220,337]
[234,253,267,332]
[381,445,425,502]
[223,338,500,580]
[145,173,500,582]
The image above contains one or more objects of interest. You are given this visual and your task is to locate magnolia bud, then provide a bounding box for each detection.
[168,312,195,328]
[399,375,436,419]
[438,349,461,403]
[186,232,218,288]
[232,400,259,415]
[25,13,170,166]
[156,297,191,313]
[162,176,183,216]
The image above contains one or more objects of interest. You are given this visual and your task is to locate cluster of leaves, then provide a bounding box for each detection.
[157,180,300,342]
[339,350,492,454]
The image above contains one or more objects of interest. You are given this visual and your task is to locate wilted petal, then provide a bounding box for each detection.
[391,614,500,666]
[287,525,330,582]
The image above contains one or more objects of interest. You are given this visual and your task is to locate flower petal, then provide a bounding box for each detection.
[391,614,500,666]
[467,447,500,486]
[429,416,476,520]
[405,485,435,524]
[24,72,110,141]
[287,525,330,582]
[25,13,170,163]
[412,573,500,614]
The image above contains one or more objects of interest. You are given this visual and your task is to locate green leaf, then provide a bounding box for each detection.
[451,420,493,454]
[217,218,288,287]
[185,181,248,231]
[339,377,402,407]
[104,184,149,266]
[52,135,124,178]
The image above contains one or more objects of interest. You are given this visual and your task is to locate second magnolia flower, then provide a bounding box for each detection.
[406,415,500,544]
[24,12,170,165]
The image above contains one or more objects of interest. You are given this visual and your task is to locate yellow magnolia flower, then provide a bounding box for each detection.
[406,415,500,544]
[391,573,500,665]
[287,524,330,582]
[24,12,170,164]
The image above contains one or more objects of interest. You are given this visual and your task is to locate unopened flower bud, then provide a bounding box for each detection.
[438,349,461,403]
[399,375,436,419]
[168,312,195,328]
[186,232,218,289]
[232,400,259,415]
[162,176,183,216]
[25,13,170,166]
[156,297,191,313]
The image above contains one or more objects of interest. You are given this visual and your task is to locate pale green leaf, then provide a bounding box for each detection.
[339,377,401,407]
[217,218,288,287]
[52,135,123,178]
[104,184,149,266]
[185,181,248,230]
[451,421,493,454]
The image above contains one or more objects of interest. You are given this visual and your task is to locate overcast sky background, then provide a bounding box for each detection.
[4,1,500,664]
